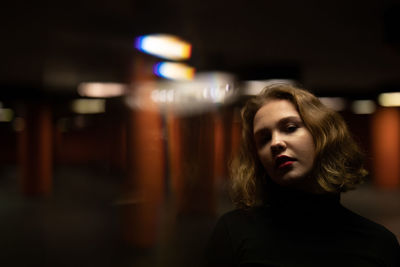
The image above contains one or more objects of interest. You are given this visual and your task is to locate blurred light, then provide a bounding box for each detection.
[151,88,176,103]
[56,118,69,132]
[243,79,296,95]
[71,99,106,114]
[154,62,195,80]
[0,108,14,122]
[132,72,237,115]
[135,34,192,60]
[378,92,400,107]
[78,82,127,98]
[351,100,376,114]
[13,117,25,132]
[319,97,346,111]
[74,115,86,128]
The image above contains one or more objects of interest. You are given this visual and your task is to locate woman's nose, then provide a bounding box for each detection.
[270,133,286,155]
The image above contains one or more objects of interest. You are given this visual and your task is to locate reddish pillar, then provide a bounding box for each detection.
[108,119,128,171]
[125,106,165,247]
[230,109,242,161]
[214,108,234,181]
[168,112,216,215]
[371,107,400,188]
[214,112,224,181]
[122,55,165,247]
[166,111,183,207]
[18,102,53,196]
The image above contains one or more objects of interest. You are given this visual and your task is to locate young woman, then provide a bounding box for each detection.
[205,84,400,266]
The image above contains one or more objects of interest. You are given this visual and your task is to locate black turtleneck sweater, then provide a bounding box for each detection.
[204,189,400,267]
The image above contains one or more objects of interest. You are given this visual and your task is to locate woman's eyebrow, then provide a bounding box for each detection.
[253,115,303,134]
[277,116,302,126]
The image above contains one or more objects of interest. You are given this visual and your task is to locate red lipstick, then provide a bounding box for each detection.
[275,155,296,169]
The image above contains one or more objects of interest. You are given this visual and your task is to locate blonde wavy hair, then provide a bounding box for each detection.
[231,84,367,209]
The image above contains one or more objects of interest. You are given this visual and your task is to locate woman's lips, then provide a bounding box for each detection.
[278,160,295,169]
[275,155,296,169]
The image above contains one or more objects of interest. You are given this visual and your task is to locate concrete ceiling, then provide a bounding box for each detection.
[1,0,400,99]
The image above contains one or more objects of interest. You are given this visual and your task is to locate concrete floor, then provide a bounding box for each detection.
[0,165,399,267]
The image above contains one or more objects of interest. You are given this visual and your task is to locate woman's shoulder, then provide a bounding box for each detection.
[342,207,394,232]
[218,208,251,220]
[215,209,250,228]
[340,206,400,249]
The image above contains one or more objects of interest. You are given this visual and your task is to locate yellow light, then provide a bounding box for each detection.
[71,99,106,114]
[378,92,400,107]
[135,34,192,60]
[351,100,376,114]
[77,82,127,98]
[0,108,14,122]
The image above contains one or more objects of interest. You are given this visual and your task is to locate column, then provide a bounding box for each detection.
[371,107,400,188]
[18,102,53,196]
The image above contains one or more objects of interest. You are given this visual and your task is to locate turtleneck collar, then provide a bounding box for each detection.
[263,179,341,211]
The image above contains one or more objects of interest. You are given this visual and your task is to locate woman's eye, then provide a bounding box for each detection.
[286,124,298,133]
[256,133,271,146]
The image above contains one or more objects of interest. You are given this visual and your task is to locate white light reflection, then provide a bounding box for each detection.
[351,100,376,114]
[71,99,106,114]
[135,34,192,60]
[153,62,195,80]
[126,72,237,115]
[78,82,127,98]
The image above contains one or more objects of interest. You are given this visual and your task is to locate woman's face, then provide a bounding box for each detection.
[253,99,316,189]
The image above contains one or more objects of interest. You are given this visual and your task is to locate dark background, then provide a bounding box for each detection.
[2,0,400,98]
[1,1,400,267]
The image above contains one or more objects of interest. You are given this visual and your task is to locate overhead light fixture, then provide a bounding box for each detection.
[135,34,192,60]
[71,99,106,114]
[351,100,376,114]
[153,62,195,80]
[77,82,127,98]
[378,92,400,107]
